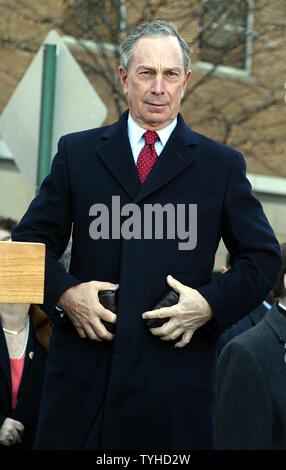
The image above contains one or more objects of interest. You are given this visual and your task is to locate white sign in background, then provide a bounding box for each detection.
[0,30,107,192]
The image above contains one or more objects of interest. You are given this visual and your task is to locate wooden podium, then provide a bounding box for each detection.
[0,241,45,303]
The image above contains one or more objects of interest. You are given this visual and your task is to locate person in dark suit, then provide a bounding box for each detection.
[216,255,275,355]
[216,242,286,450]
[217,301,270,355]
[12,20,281,450]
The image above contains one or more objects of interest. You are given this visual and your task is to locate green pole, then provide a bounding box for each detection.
[37,44,57,193]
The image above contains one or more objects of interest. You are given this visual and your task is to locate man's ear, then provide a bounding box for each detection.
[181,69,191,98]
[118,66,128,95]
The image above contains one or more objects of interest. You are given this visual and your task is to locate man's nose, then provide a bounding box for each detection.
[151,75,166,94]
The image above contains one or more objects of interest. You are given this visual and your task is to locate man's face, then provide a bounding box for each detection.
[119,36,191,130]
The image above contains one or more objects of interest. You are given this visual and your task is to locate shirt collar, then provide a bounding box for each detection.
[127,113,177,147]
[278,301,286,312]
[263,300,272,310]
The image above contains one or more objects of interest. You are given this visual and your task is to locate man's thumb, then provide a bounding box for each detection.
[166,274,182,293]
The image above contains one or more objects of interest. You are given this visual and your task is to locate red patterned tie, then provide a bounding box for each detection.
[137,130,159,183]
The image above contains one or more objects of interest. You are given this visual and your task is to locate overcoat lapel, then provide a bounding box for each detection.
[95,111,141,201]
[249,303,268,325]
[18,318,35,392]
[0,328,12,397]
[265,303,286,342]
[95,111,198,203]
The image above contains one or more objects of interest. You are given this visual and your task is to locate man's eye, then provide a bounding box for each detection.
[167,71,178,78]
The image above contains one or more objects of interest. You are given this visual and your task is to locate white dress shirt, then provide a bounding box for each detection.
[127,113,177,164]
[278,301,286,312]
[263,300,272,310]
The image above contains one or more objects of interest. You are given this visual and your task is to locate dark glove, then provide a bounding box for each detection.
[145,289,179,328]
[98,290,117,333]
[52,289,117,333]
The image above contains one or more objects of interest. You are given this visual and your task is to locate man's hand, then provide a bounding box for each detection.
[142,275,212,348]
[0,418,24,446]
[59,280,119,341]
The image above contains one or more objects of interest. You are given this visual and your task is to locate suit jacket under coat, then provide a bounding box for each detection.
[216,301,268,356]
[12,111,282,450]
[216,302,286,450]
[0,319,47,450]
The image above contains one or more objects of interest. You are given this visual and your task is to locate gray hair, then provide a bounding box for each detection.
[119,20,191,75]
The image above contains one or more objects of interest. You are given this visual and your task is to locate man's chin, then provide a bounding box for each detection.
[143,111,173,127]
[131,110,175,129]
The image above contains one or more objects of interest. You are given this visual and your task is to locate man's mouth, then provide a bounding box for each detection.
[146,102,167,107]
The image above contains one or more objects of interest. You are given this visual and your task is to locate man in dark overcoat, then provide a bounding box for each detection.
[12,20,282,450]
[216,243,286,449]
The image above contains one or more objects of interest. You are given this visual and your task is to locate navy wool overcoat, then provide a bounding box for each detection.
[12,111,282,450]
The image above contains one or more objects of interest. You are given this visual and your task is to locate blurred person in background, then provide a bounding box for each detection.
[216,243,286,450]
[0,217,17,241]
[216,253,275,356]
[0,217,52,449]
